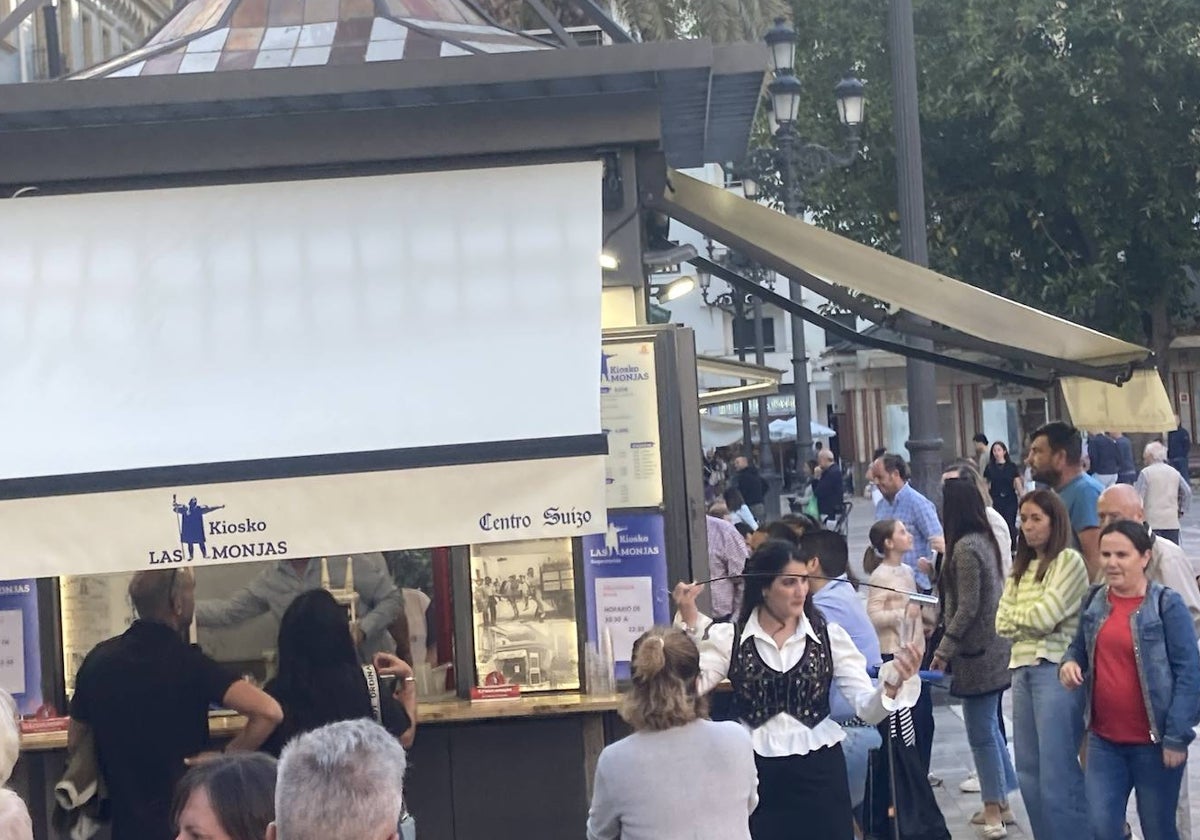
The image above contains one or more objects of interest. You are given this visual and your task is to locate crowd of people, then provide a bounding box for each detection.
[591,419,1200,840]
[3,419,1197,840]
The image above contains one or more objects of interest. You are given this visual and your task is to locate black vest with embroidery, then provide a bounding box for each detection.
[729,610,833,729]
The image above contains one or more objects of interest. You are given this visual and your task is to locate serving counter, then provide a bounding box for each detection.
[14,692,630,840]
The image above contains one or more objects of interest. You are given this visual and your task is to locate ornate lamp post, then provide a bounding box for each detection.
[740,16,866,490]
[699,241,781,515]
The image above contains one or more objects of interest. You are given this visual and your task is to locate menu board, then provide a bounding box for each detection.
[601,342,663,508]
[581,513,670,680]
[0,579,43,714]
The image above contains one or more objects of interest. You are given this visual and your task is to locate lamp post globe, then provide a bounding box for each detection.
[764,17,797,76]
[767,72,803,125]
[834,74,866,128]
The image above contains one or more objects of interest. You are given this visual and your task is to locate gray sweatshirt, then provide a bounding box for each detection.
[586,719,757,840]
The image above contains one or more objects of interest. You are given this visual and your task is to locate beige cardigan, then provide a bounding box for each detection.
[867,563,917,654]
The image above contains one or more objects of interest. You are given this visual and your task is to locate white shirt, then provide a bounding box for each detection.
[985,507,1014,579]
[1148,533,1200,637]
[678,609,920,758]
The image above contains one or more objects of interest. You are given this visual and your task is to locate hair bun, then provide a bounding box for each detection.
[631,635,667,681]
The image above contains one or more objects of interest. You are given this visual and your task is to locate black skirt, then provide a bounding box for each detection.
[751,744,853,840]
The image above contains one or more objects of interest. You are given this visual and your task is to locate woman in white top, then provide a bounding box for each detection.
[674,539,922,840]
[587,628,758,840]
[1,691,34,840]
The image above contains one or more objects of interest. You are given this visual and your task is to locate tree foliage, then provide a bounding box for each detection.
[766,0,1200,370]
[476,0,786,44]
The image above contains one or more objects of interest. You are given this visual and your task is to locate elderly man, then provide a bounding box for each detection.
[870,453,945,591]
[70,569,282,840]
[268,719,409,840]
[1137,441,1193,547]
[1097,483,1200,840]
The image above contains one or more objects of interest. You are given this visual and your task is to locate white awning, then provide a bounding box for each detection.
[1059,371,1175,433]
[660,170,1150,369]
[695,355,783,408]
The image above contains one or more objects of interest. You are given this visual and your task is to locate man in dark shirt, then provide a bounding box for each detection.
[811,449,845,524]
[69,568,282,840]
[1086,430,1120,488]
[1168,414,1192,479]
[732,455,768,522]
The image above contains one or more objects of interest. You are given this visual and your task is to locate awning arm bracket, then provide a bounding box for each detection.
[691,257,1054,391]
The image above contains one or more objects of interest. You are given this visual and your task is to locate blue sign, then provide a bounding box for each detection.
[0,579,43,716]
[582,513,670,680]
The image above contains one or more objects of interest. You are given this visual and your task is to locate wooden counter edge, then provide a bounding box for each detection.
[20,693,625,752]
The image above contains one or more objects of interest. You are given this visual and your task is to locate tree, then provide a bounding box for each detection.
[475,0,786,44]
[770,0,1200,377]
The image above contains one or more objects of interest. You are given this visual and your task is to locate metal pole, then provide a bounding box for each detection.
[41,1,62,78]
[733,291,753,453]
[888,0,942,501]
[777,128,815,489]
[753,288,781,518]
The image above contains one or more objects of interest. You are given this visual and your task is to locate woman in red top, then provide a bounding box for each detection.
[1059,520,1200,840]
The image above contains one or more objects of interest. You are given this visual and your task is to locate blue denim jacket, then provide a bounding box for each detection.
[1062,581,1200,750]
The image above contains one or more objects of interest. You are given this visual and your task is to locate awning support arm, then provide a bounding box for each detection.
[709,247,1136,384]
[691,257,1054,390]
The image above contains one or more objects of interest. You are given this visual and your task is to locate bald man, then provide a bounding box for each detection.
[1097,484,1200,631]
[1097,483,1199,840]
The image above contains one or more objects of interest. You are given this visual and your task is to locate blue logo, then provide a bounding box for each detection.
[149,493,288,565]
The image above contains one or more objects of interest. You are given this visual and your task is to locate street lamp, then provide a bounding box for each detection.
[763,17,797,75]
[652,275,696,303]
[738,15,866,496]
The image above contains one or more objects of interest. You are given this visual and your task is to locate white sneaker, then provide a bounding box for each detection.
[979,824,1008,840]
[959,772,981,793]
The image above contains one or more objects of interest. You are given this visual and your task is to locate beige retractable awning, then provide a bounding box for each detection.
[1059,371,1175,433]
[659,170,1150,369]
[695,355,783,408]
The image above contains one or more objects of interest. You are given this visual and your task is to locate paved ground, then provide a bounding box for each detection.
[832,492,1200,839]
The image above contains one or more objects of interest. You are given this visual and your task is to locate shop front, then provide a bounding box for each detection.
[0,12,766,835]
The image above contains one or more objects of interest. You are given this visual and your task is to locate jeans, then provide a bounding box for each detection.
[1086,733,1184,840]
[1011,662,1088,839]
[399,815,416,840]
[840,724,883,808]
[962,691,1018,804]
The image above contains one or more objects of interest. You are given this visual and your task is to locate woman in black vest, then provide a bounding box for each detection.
[674,539,922,839]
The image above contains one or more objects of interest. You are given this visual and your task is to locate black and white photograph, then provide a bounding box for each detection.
[470,538,581,692]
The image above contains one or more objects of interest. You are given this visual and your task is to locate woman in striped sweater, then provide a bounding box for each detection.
[995,488,1090,840]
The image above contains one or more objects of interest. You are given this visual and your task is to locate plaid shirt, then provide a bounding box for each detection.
[706,515,749,617]
[875,483,942,590]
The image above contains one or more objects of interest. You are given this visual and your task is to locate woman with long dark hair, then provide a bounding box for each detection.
[1060,520,1200,840]
[995,489,1089,840]
[263,589,417,836]
[928,478,1015,838]
[673,539,921,839]
[984,442,1023,550]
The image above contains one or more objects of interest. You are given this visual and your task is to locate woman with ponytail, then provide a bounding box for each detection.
[586,628,758,840]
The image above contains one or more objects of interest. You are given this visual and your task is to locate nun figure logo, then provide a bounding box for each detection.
[171,494,226,559]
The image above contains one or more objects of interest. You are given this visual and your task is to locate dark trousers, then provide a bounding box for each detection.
[1171,457,1190,479]
[752,745,853,840]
